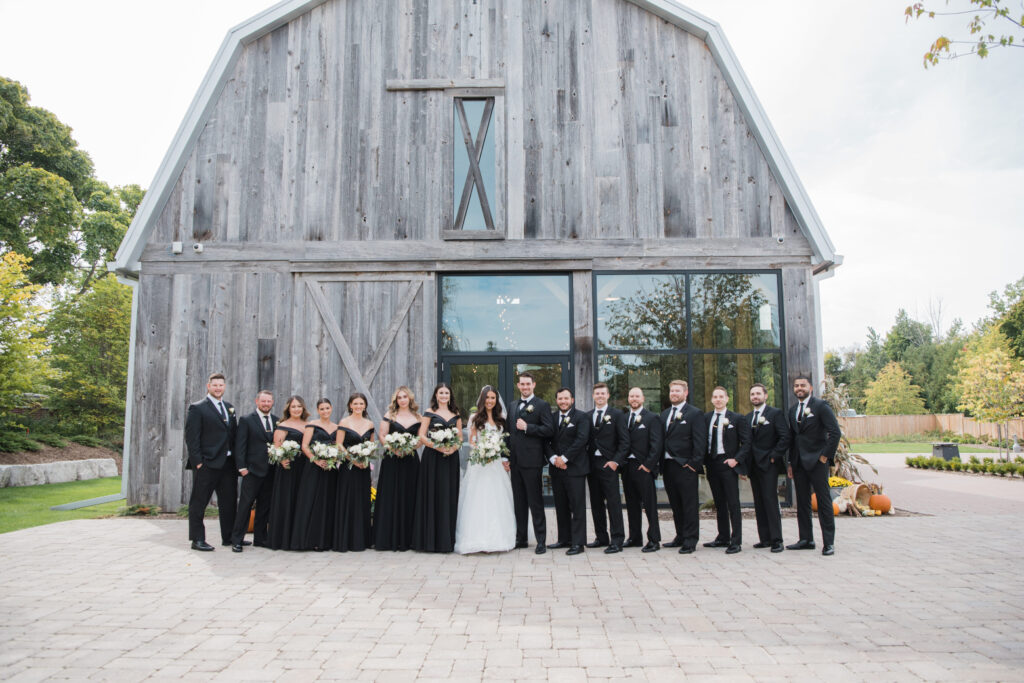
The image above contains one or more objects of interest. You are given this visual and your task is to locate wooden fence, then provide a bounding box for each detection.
[838,414,1024,441]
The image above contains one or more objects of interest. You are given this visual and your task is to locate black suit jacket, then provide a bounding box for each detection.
[787,396,841,470]
[509,395,555,468]
[704,410,752,474]
[547,407,591,476]
[184,397,237,470]
[745,405,791,473]
[660,402,706,471]
[586,406,629,466]
[235,411,278,477]
[625,408,664,472]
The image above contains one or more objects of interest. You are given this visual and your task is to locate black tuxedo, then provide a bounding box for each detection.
[547,408,591,546]
[704,410,751,547]
[509,395,555,545]
[745,405,790,545]
[660,402,706,549]
[622,409,664,544]
[231,411,278,546]
[585,406,628,546]
[788,396,841,546]
[184,396,238,544]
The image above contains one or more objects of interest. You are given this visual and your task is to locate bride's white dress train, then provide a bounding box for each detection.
[454,428,516,554]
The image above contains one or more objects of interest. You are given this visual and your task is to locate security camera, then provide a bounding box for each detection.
[192,243,204,253]
[775,236,785,244]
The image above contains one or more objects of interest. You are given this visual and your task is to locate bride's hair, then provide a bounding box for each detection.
[471,385,506,433]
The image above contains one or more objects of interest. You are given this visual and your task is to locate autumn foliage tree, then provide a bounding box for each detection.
[0,252,45,420]
[906,0,1024,67]
[863,362,928,415]
[955,327,1024,458]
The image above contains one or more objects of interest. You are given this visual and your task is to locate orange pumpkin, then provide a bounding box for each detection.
[811,493,818,511]
[832,501,840,515]
[869,494,892,514]
[247,509,255,533]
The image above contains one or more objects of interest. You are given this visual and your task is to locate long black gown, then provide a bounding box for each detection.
[411,412,461,553]
[373,419,421,551]
[332,426,374,552]
[268,426,306,550]
[290,425,337,551]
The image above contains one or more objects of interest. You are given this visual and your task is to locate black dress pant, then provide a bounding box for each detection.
[749,465,783,544]
[511,464,546,545]
[794,459,835,546]
[586,458,625,545]
[231,469,275,545]
[622,460,660,544]
[662,459,699,549]
[706,460,742,546]
[551,468,587,546]
[188,463,237,543]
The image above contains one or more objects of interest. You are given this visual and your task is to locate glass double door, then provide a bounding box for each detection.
[443,355,571,416]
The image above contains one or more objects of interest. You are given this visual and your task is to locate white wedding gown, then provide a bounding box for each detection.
[454,423,517,554]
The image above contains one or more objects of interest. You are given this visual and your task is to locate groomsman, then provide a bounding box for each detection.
[745,383,790,553]
[509,372,555,554]
[585,383,629,554]
[547,387,591,555]
[622,387,664,552]
[659,379,706,554]
[703,386,751,554]
[230,390,277,552]
[184,372,238,551]
[786,374,842,556]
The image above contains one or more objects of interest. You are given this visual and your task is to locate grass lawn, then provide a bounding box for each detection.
[850,443,996,454]
[0,477,124,535]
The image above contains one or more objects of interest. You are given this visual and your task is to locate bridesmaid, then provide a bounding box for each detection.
[374,386,422,551]
[411,383,463,553]
[333,393,374,552]
[268,395,309,550]
[291,398,338,551]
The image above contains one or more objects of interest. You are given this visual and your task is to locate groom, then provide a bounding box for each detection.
[509,371,555,554]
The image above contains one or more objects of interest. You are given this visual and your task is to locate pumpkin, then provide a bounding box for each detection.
[247,509,255,533]
[811,492,818,512]
[832,501,840,515]
[869,494,892,514]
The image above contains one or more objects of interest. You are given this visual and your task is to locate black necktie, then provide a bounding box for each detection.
[752,410,759,427]
[263,415,272,432]
[628,412,636,429]
[217,401,227,421]
[709,414,720,455]
[594,410,603,426]
[668,406,677,428]
[797,402,804,422]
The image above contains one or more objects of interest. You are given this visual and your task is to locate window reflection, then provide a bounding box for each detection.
[596,274,686,350]
[690,273,780,350]
[440,275,570,352]
[597,354,688,412]
[690,353,783,413]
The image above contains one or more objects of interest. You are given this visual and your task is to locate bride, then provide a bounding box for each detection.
[454,385,517,554]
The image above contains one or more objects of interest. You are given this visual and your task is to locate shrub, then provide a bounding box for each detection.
[68,434,106,448]
[0,431,42,452]
[31,433,68,448]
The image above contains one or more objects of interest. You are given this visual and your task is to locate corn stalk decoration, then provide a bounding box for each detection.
[821,375,878,484]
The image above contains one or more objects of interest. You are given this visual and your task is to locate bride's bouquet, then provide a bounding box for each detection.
[468,429,509,466]
[267,440,301,466]
[428,427,462,456]
[310,441,341,470]
[383,431,419,458]
[344,440,379,469]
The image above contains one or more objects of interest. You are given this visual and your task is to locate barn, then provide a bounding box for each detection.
[111,0,840,509]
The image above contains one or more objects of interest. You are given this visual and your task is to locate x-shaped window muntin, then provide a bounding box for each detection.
[454,98,495,231]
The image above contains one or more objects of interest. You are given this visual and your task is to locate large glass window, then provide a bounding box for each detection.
[440,274,570,352]
[453,98,496,231]
[595,271,784,412]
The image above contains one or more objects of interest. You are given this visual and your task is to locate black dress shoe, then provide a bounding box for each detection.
[663,539,682,548]
[514,541,529,549]
[703,540,728,548]
[786,540,815,550]
[678,546,695,554]
[753,541,771,549]
[585,540,609,548]
[641,542,660,553]
[547,542,568,550]
[604,544,622,554]
[535,544,546,555]
[566,545,584,556]
[771,542,784,553]
[623,539,642,548]
[822,545,835,556]
[224,540,252,547]
[232,544,243,553]
[191,541,214,552]
[725,545,741,554]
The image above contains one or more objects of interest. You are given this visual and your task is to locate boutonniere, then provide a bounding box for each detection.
[525,404,534,414]
[228,407,235,415]
[757,416,768,425]
[674,413,684,422]
[602,414,611,423]
[804,411,814,419]
[720,417,730,427]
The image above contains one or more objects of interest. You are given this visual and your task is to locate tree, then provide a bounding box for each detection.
[955,326,1024,459]
[906,0,1024,67]
[0,252,45,420]
[863,362,927,415]
[998,295,1024,360]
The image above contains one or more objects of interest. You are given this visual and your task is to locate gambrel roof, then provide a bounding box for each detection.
[111,0,840,276]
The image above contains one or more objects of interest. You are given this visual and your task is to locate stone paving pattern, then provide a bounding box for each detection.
[1,453,1023,681]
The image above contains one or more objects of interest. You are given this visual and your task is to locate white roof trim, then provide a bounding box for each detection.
[112,0,838,275]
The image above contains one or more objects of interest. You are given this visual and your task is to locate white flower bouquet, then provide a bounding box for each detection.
[428,427,462,456]
[310,441,341,470]
[267,440,301,465]
[344,440,379,469]
[383,431,419,457]
[468,429,509,466]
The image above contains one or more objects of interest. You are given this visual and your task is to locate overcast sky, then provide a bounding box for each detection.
[1,0,1021,350]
